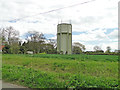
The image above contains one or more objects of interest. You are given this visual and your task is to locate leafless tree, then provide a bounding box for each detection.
[25,31,45,42]
[1,26,19,45]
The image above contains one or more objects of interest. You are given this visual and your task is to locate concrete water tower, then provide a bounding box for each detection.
[57,23,72,54]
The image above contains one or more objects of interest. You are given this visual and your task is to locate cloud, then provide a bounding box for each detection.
[108,29,118,39]
[0,0,119,51]
[101,42,118,51]
[72,28,109,41]
[108,29,118,42]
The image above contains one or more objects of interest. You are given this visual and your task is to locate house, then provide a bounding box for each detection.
[0,45,5,52]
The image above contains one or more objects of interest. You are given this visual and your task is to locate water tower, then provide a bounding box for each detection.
[57,23,72,54]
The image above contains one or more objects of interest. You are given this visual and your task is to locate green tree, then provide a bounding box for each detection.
[44,39,57,54]
[2,44,11,54]
[10,43,20,54]
[19,46,26,54]
[43,43,56,54]
[1,26,20,54]
[105,46,111,54]
[72,42,86,54]
[24,31,46,54]
[93,46,104,54]
[72,46,82,54]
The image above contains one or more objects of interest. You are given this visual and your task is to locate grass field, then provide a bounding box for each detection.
[2,54,119,89]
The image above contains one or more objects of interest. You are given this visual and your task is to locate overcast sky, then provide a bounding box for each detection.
[0,0,119,51]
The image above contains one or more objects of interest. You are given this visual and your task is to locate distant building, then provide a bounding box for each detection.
[0,45,5,52]
[57,23,72,54]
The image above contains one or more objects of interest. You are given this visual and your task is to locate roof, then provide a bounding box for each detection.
[0,45,5,50]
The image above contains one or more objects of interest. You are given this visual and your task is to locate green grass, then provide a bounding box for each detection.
[2,54,119,89]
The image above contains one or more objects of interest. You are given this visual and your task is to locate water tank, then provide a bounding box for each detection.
[57,23,72,54]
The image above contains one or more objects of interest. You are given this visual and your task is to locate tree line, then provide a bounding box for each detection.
[0,26,119,55]
[1,26,57,54]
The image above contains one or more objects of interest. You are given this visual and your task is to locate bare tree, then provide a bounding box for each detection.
[1,26,20,54]
[25,31,45,42]
[1,26,19,45]
[0,28,6,44]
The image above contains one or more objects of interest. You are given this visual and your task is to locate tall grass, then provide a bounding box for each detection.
[2,54,119,89]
